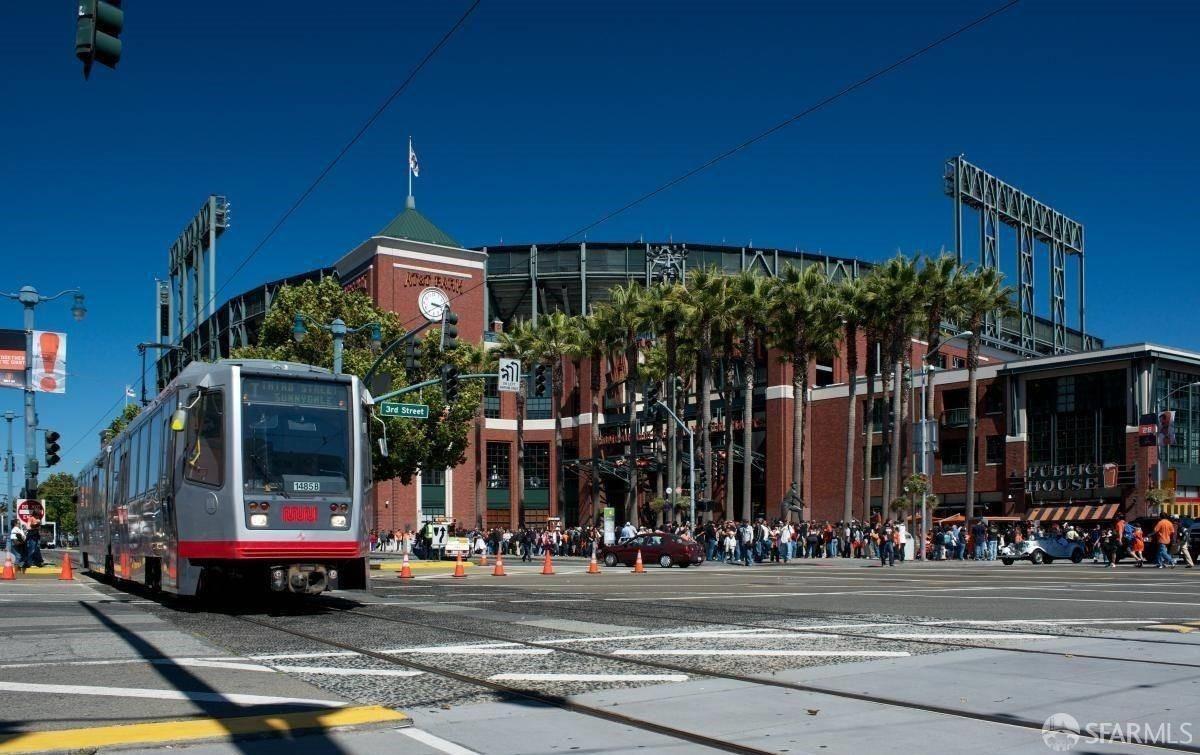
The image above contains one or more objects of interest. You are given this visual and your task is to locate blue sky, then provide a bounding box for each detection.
[1,0,1197,474]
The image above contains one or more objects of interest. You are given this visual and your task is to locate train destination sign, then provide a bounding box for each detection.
[379,402,429,419]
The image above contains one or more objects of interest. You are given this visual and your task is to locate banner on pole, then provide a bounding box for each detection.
[31,331,67,394]
[0,329,25,390]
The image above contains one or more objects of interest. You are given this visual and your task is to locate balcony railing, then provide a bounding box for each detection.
[942,407,970,428]
[942,462,968,475]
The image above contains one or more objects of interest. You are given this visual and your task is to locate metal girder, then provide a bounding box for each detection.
[1017,225,1035,353]
[1050,240,1067,354]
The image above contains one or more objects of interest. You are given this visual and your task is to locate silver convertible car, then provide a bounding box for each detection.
[999,535,1085,565]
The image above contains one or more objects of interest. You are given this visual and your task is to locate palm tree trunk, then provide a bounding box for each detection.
[723,340,736,523]
[965,331,981,523]
[552,362,564,523]
[590,352,602,525]
[888,355,903,520]
[880,361,893,517]
[843,324,858,523]
[862,339,876,521]
[624,340,638,524]
[700,334,714,524]
[790,352,805,523]
[741,331,755,522]
[516,388,526,527]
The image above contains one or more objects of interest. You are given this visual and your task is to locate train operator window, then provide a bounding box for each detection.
[185,391,225,487]
[241,377,350,496]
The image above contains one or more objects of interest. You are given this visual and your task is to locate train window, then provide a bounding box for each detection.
[129,426,144,498]
[241,377,350,496]
[185,391,225,487]
[145,409,163,494]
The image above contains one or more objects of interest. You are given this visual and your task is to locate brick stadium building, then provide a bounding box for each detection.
[161,199,1200,532]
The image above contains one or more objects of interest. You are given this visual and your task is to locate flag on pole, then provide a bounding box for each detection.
[124,385,135,400]
[408,141,420,178]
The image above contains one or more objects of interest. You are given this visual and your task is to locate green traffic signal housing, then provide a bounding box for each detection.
[440,363,461,403]
[534,363,547,397]
[404,339,422,373]
[44,430,61,468]
[76,0,124,79]
[440,309,459,351]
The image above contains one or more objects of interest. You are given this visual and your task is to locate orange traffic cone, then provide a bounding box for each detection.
[58,554,74,581]
[452,552,467,578]
[541,550,555,575]
[1,553,16,581]
[587,551,601,574]
[492,553,507,577]
[478,551,489,567]
[398,553,414,580]
[632,549,646,574]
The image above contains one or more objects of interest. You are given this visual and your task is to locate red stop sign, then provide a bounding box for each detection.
[16,500,44,526]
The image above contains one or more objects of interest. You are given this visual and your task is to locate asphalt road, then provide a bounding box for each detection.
[121,558,1200,754]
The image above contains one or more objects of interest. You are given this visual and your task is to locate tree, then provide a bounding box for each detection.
[767,264,836,522]
[37,471,77,537]
[529,311,575,519]
[729,270,770,521]
[642,283,693,521]
[569,310,618,523]
[835,274,873,523]
[956,267,1013,522]
[495,320,538,522]
[604,283,649,523]
[874,255,922,518]
[102,403,142,445]
[918,253,965,431]
[682,266,730,522]
[230,277,482,484]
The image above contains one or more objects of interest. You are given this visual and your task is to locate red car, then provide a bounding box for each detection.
[599,532,704,568]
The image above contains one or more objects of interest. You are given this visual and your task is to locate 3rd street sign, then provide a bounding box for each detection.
[378,402,430,419]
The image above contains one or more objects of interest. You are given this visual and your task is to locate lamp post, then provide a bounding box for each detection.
[137,342,183,405]
[0,286,86,499]
[654,399,695,526]
[1154,379,1200,506]
[292,315,381,375]
[918,329,972,559]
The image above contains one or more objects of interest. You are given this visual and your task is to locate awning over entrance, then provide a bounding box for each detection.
[1027,503,1120,522]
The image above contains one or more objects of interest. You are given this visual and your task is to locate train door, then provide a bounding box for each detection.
[159,403,182,592]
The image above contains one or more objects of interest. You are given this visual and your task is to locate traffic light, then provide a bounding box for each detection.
[534,364,547,397]
[440,363,461,403]
[643,382,660,422]
[696,466,708,491]
[76,0,124,79]
[44,431,61,468]
[440,309,459,351]
[404,338,422,373]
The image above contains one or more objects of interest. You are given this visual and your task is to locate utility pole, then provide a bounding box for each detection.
[4,410,14,532]
[1,286,86,499]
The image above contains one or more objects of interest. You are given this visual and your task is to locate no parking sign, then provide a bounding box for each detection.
[16,499,44,526]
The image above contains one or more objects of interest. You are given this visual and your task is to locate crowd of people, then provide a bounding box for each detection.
[368,512,1195,568]
[6,518,46,571]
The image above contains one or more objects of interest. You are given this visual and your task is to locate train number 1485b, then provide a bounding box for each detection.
[293,481,321,492]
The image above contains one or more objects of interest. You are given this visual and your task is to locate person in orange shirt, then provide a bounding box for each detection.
[1131,526,1145,567]
[1153,514,1177,569]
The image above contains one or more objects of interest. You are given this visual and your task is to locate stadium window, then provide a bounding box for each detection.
[525,375,551,419]
[986,435,1005,465]
[484,377,500,419]
[941,439,968,474]
[486,442,511,489]
[185,391,224,487]
[815,361,835,387]
[524,443,550,489]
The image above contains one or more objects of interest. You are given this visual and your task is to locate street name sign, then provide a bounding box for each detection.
[379,402,430,419]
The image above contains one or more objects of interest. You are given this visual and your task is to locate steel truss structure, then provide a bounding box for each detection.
[945,156,1091,355]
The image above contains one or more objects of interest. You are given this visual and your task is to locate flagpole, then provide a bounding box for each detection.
[407,135,413,208]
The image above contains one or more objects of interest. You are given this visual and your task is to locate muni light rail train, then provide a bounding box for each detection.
[76,359,372,596]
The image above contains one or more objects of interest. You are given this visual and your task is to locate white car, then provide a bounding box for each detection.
[999,535,1085,565]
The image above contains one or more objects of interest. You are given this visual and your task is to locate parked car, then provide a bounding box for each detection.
[999,535,1085,565]
[599,532,704,568]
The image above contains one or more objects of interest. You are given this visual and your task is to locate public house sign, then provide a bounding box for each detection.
[1024,462,1118,494]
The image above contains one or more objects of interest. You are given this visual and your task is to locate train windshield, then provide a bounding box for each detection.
[240,377,351,496]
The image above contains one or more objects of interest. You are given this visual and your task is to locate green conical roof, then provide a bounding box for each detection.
[378,202,460,248]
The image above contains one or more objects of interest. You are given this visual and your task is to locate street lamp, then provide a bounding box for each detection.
[0,286,85,499]
[292,314,381,375]
[3,410,15,532]
[1154,379,1200,504]
[917,329,972,558]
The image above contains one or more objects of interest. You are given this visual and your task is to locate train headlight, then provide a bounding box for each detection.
[249,514,269,527]
[330,515,348,528]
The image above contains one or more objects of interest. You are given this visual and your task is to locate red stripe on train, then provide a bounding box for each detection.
[177,540,365,560]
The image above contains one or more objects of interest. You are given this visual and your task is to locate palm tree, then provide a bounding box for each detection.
[860,271,885,521]
[642,283,692,520]
[729,270,770,521]
[956,267,1014,522]
[874,255,922,518]
[570,309,618,524]
[682,266,728,522]
[605,282,648,523]
[835,274,872,523]
[529,310,574,521]
[495,320,537,525]
[766,264,835,522]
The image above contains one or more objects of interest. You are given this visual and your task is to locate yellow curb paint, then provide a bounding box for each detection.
[1141,624,1197,633]
[372,561,474,572]
[0,705,409,753]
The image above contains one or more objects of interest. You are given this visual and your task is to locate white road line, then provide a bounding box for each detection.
[876,633,1051,640]
[0,680,345,707]
[387,645,551,655]
[508,599,592,603]
[538,629,799,644]
[397,728,481,755]
[923,619,1161,626]
[489,673,689,682]
[271,666,424,677]
[886,592,1200,607]
[613,649,911,657]
[249,651,361,661]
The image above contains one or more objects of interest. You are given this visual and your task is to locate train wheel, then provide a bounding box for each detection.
[104,554,114,581]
